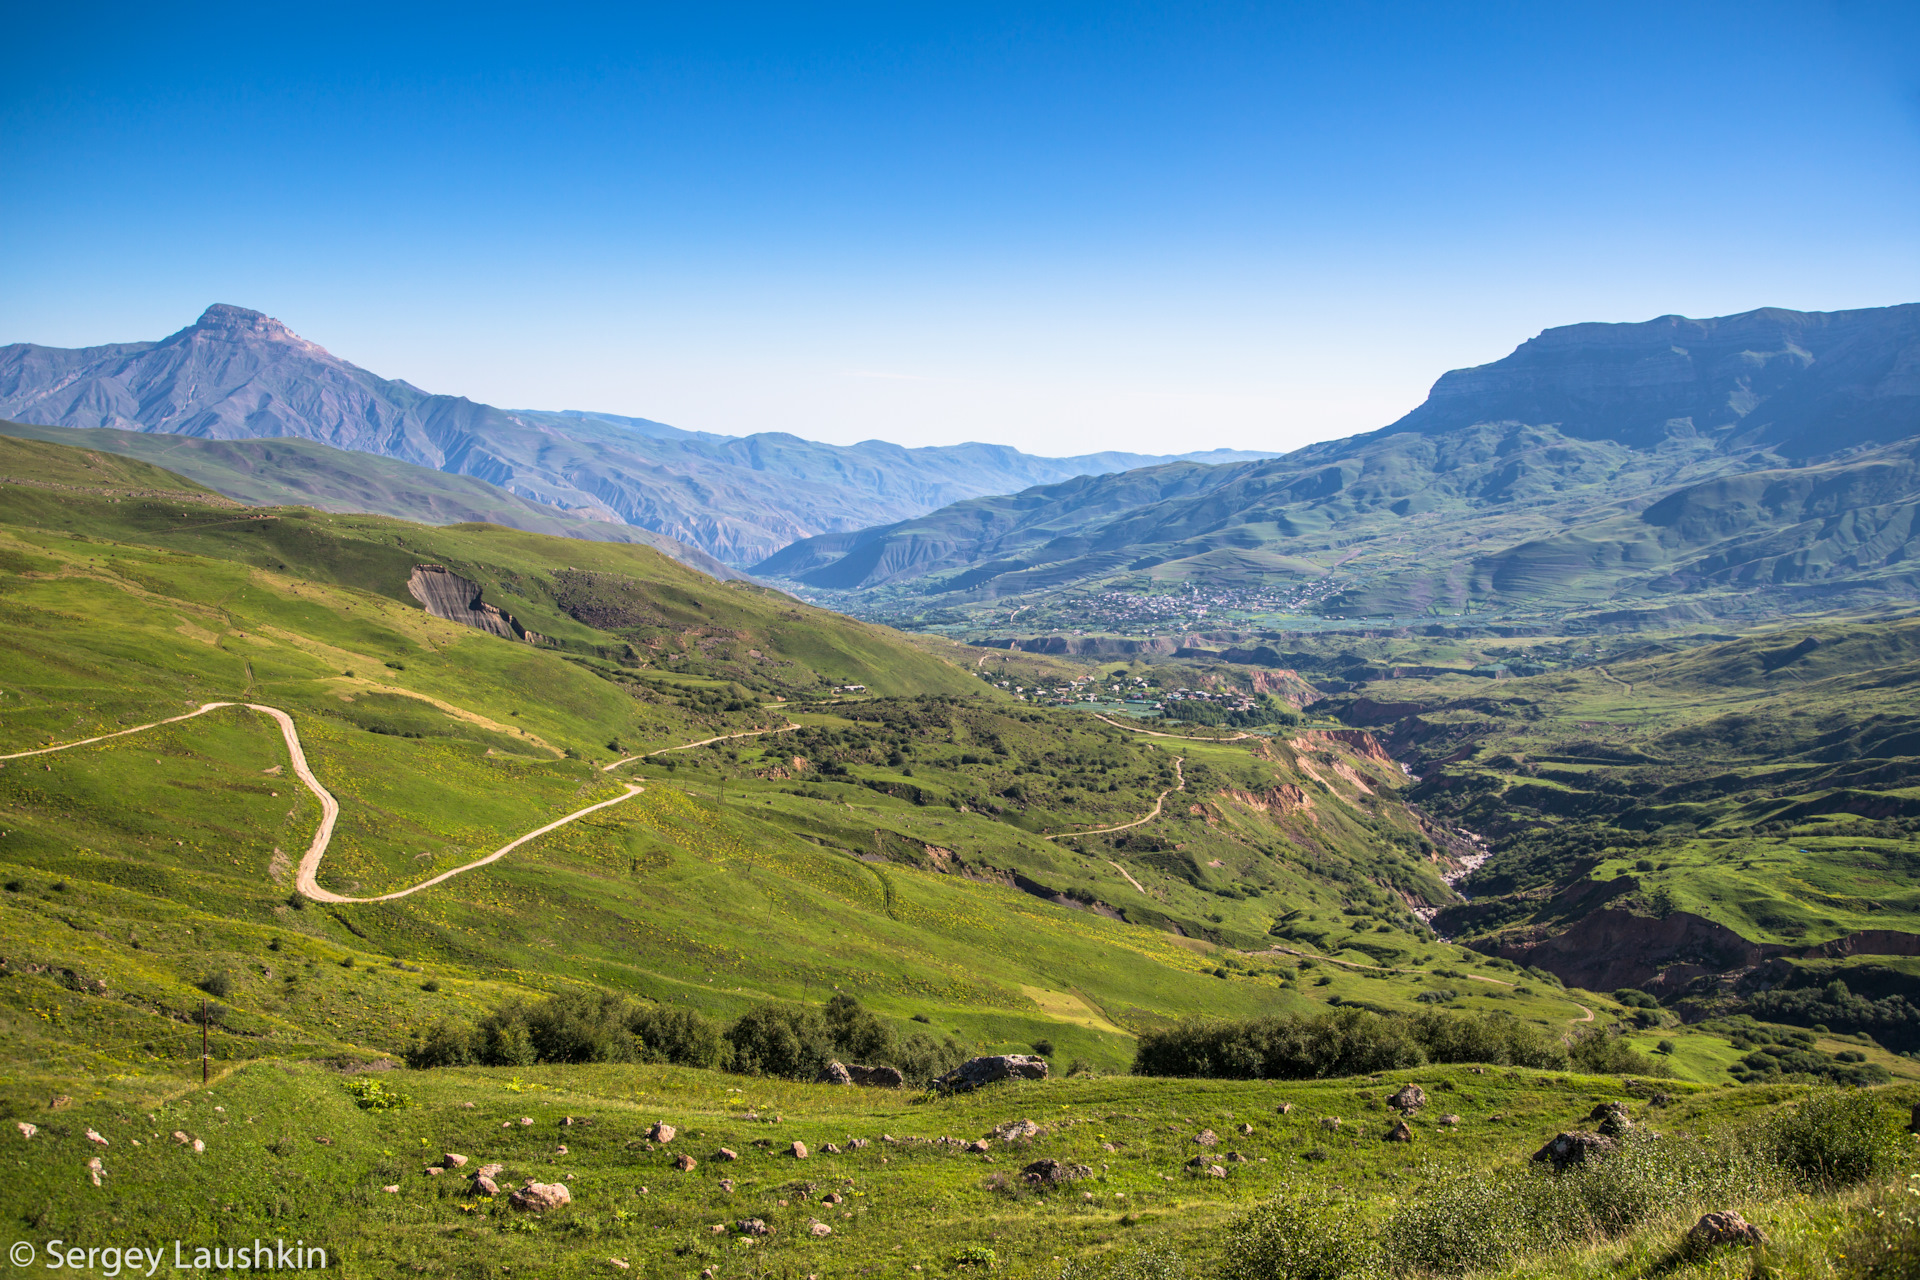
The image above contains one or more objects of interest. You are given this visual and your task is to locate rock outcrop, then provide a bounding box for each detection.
[937,1055,1049,1093]
[407,566,548,645]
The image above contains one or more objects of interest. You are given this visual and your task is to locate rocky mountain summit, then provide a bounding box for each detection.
[0,306,1273,564]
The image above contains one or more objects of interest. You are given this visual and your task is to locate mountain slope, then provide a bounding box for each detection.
[757,303,1920,626]
[0,417,743,579]
[0,305,1274,564]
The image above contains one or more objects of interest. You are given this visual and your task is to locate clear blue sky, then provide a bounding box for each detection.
[3,1,1917,456]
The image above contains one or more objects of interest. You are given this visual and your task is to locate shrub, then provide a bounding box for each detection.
[1839,1174,1920,1279]
[1217,1191,1380,1280]
[1031,1039,1055,1057]
[1132,1008,1569,1079]
[405,1019,479,1069]
[724,1002,837,1079]
[1567,1027,1673,1077]
[1054,1245,1186,1280]
[1760,1090,1903,1189]
[344,1077,410,1111]
[196,971,233,999]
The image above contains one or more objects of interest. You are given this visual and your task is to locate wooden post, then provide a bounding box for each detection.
[201,998,209,1084]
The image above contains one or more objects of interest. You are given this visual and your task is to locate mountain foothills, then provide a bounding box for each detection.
[763,304,1920,634]
[0,305,1271,566]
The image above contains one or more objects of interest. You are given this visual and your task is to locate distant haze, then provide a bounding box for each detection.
[2,4,1917,454]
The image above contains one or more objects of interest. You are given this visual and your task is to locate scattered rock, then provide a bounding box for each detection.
[737,1219,770,1236]
[1193,1129,1219,1147]
[314,1136,333,1146]
[1587,1102,1633,1139]
[382,1185,399,1194]
[172,1131,191,1145]
[822,1192,844,1205]
[965,1140,991,1153]
[1204,1165,1226,1179]
[816,1061,855,1086]
[85,1128,109,1147]
[714,1147,739,1161]
[509,1182,572,1212]
[935,1055,1049,1093]
[425,1167,445,1177]
[191,1139,204,1154]
[1276,1102,1293,1114]
[472,1176,500,1196]
[1226,1151,1250,1163]
[519,1118,533,1127]
[1688,1210,1766,1250]
[810,1222,832,1237]
[719,1179,735,1194]
[1439,1115,1462,1127]
[710,1225,727,1236]
[791,1141,809,1159]
[50,1095,72,1110]
[609,1259,630,1270]
[443,1153,469,1168]
[990,1119,1041,1142]
[87,1157,104,1185]
[1318,1117,1342,1132]
[16,1122,35,1140]
[1531,1131,1615,1170]
[1237,1123,1254,1135]
[1388,1085,1426,1114]
[649,1122,677,1144]
[478,1163,505,1178]
[555,1145,569,1156]
[462,1102,476,1109]
[848,1138,870,1149]
[847,1064,906,1088]
[674,1154,697,1172]
[1385,1120,1413,1143]
[1021,1158,1093,1186]
[823,1143,841,1154]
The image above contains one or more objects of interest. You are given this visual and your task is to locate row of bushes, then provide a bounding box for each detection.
[1131,1008,1672,1079]
[404,991,969,1085]
[1067,1092,1909,1280]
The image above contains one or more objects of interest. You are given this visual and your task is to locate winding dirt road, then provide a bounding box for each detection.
[1045,756,1185,840]
[602,723,801,772]
[3,701,645,904]
[1089,713,1251,742]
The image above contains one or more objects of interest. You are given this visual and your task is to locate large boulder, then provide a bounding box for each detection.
[1021,1158,1092,1186]
[1531,1131,1615,1170]
[1388,1084,1426,1113]
[1586,1101,1633,1139]
[936,1055,1049,1093]
[847,1064,905,1088]
[1688,1211,1766,1250]
[509,1182,571,1212]
[815,1061,855,1086]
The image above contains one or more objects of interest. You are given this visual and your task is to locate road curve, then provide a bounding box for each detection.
[3,701,644,904]
[1046,757,1185,840]
[603,722,802,772]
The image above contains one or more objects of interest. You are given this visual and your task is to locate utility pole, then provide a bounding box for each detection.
[201,998,209,1084]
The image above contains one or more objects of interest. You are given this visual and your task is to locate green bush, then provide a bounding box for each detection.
[1131,1008,1569,1079]
[724,1002,838,1079]
[344,1077,410,1111]
[1054,1246,1186,1280]
[1761,1090,1903,1189]
[196,971,233,999]
[1217,1192,1380,1280]
[1567,1027,1673,1077]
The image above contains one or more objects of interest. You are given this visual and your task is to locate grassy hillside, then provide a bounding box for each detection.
[0,418,745,577]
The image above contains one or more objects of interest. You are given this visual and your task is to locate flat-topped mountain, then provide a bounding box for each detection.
[758,303,1920,625]
[0,305,1273,564]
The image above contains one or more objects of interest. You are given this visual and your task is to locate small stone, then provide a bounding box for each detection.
[478,1163,505,1178]
[1021,1158,1093,1186]
[1237,1123,1254,1135]
[192,1139,205,1154]
[16,1122,35,1140]
[1587,1101,1634,1139]
[715,1147,739,1161]
[810,1222,832,1237]
[822,1192,844,1205]
[1385,1120,1413,1143]
[791,1140,809,1159]
[737,1218,770,1236]
[50,1095,72,1110]
[1388,1085,1426,1113]
[443,1153,469,1168]
[561,1116,575,1127]
[85,1128,109,1147]
[965,1139,990,1153]
[462,1101,476,1109]
[1688,1210,1766,1250]
[823,1142,841,1154]
[87,1156,105,1185]
[556,1145,569,1156]
[473,1176,500,1195]
[989,1119,1041,1142]
[520,1117,534,1127]
[711,1224,727,1235]
[1204,1165,1226,1178]
[314,1136,333,1146]
[674,1153,697,1172]
[1193,1129,1218,1146]
[383,1184,399,1194]
[509,1181,571,1212]
[1440,1114,1462,1127]
[719,1179,735,1193]
[1276,1102,1293,1114]
[1532,1131,1615,1170]
[848,1137,869,1149]
[609,1259,630,1270]
[649,1122,677,1144]
[173,1130,191,1145]
[1318,1117,1342,1132]
[425,1167,445,1177]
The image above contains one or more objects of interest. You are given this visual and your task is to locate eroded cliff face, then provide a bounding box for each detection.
[407,565,546,644]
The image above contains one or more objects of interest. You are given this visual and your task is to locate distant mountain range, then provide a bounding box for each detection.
[0,305,1274,565]
[758,304,1920,625]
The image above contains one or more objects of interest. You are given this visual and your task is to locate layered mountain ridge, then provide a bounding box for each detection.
[759,303,1920,627]
[0,305,1274,565]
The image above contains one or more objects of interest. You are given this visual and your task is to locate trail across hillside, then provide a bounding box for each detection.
[1046,757,1185,840]
[602,723,801,772]
[1089,713,1251,742]
[2,702,645,904]
[1260,943,1596,1024]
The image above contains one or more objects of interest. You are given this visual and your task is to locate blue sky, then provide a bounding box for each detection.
[3,1,1917,456]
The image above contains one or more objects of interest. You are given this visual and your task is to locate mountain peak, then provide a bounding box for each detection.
[189,304,326,355]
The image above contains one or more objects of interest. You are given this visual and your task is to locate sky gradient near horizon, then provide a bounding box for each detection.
[3,1,1918,457]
